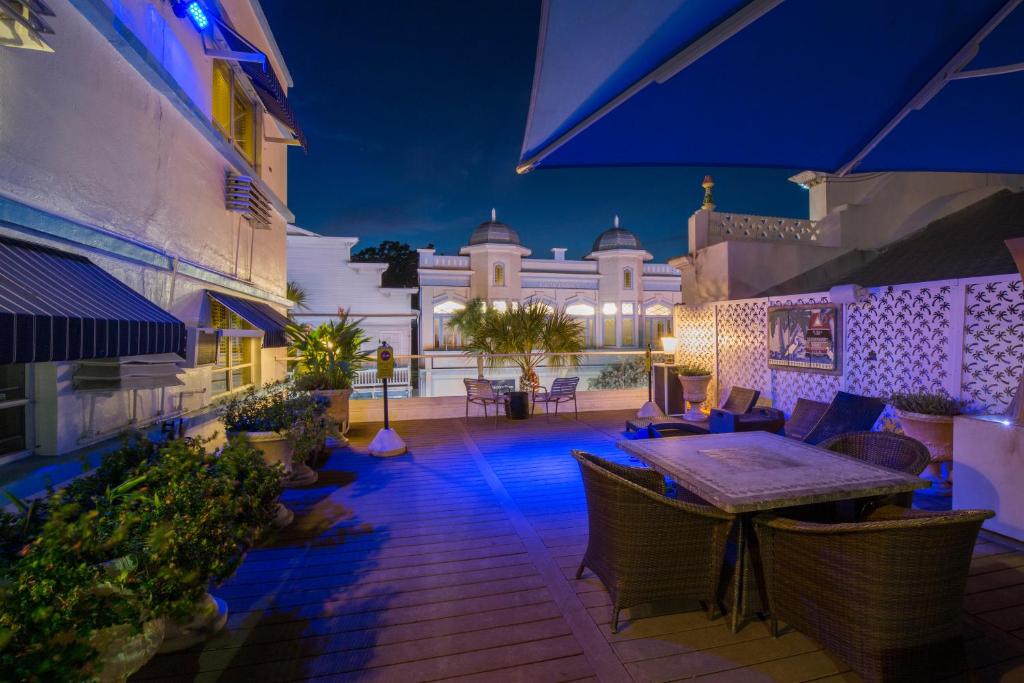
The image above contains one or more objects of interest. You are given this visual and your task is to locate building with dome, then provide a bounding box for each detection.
[417,212,682,351]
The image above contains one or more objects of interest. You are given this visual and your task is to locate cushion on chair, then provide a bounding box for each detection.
[803,391,886,445]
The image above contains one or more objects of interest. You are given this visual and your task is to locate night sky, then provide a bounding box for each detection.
[261,0,808,262]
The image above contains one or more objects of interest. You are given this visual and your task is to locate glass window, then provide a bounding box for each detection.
[602,302,617,315]
[433,316,461,349]
[644,317,673,345]
[622,302,634,315]
[0,365,28,458]
[433,300,465,314]
[645,303,672,316]
[493,263,505,286]
[623,268,633,289]
[210,300,257,396]
[603,316,617,347]
[491,300,507,312]
[622,317,635,346]
[212,60,259,166]
[566,302,595,316]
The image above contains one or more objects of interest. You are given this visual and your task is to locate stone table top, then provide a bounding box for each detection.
[618,431,929,514]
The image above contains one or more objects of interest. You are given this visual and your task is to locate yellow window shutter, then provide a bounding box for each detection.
[212,61,232,133]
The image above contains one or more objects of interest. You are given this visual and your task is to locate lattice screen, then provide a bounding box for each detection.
[962,279,1024,412]
[715,300,769,406]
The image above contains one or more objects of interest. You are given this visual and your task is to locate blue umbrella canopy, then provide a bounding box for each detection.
[518,0,1024,175]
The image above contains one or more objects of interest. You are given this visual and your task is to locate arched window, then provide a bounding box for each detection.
[565,301,596,346]
[432,299,465,349]
[493,263,505,286]
[643,301,673,346]
[623,268,633,290]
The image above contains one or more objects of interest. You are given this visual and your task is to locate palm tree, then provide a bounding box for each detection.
[449,300,585,389]
[286,281,308,316]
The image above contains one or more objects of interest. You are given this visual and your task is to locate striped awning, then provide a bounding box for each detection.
[0,236,185,365]
[207,290,289,348]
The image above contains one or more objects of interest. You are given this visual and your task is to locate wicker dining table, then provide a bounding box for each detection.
[618,431,929,632]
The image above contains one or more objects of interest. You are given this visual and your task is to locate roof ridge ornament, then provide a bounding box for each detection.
[491,207,497,222]
[701,175,716,211]
[614,215,620,228]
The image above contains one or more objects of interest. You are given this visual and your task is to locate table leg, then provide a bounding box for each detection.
[731,516,746,633]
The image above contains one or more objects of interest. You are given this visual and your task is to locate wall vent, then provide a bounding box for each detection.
[226,172,272,229]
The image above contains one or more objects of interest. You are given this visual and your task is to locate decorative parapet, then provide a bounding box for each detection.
[688,209,839,253]
[642,263,680,276]
[419,253,471,269]
[710,212,820,243]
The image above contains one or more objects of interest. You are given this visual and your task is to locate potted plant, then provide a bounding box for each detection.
[672,362,713,420]
[287,312,372,439]
[448,300,585,419]
[286,391,339,484]
[220,382,293,473]
[889,390,964,489]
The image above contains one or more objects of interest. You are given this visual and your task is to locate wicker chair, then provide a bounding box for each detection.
[754,506,994,682]
[464,378,502,426]
[532,376,580,419]
[572,450,734,632]
[802,391,886,445]
[821,431,932,510]
[782,398,829,440]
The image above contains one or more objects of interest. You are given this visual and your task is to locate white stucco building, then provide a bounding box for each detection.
[286,226,417,356]
[418,212,682,352]
[0,0,299,461]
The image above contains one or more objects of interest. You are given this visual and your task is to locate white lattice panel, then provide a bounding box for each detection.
[675,303,718,404]
[961,278,1024,413]
[716,300,769,405]
[845,285,954,399]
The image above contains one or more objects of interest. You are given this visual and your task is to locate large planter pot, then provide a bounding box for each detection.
[158,592,229,654]
[232,430,294,476]
[677,374,712,421]
[314,388,353,440]
[896,409,955,487]
[90,617,165,682]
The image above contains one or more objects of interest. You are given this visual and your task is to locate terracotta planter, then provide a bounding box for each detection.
[896,409,955,486]
[159,592,229,654]
[314,388,353,440]
[677,374,712,421]
[90,618,164,682]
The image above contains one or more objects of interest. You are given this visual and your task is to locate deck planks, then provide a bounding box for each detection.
[133,410,1024,682]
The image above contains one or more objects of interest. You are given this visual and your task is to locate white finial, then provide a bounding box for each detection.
[491,208,497,222]
[614,215,620,228]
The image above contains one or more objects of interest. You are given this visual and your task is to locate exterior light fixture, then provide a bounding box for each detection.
[660,336,678,354]
[172,1,209,31]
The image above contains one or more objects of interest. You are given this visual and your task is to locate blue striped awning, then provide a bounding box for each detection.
[0,236,186,365]
[207,291,289,348]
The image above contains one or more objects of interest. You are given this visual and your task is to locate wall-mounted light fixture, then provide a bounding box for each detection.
[171,0,209,31]
[828,283,869,304]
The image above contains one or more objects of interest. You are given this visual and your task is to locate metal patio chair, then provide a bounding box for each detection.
[572,450,734,632]
[464,378,502,426]
[532,376,580,419]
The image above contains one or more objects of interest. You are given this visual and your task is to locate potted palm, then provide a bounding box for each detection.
[287,312,372,440]
[889,390,963,489]
[449,300,585,419]
[672,362,713,420]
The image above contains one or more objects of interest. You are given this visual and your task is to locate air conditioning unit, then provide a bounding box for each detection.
[182,327,221,368]
[0,0,56,52]
[225,172,272,229]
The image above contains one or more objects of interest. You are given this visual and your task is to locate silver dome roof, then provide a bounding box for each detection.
[591,217,644,253]
[469,209,521,246]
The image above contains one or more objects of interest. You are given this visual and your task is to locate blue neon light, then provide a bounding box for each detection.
[185,2,209,31]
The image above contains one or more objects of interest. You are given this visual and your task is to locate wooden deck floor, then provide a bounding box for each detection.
[134,411,1024,682]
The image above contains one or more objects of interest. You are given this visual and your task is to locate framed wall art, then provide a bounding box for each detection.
[767,304,841,373]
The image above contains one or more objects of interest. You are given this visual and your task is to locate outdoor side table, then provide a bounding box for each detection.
[618,431,928,632]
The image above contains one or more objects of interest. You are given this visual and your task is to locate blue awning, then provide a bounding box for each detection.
[519,0,1024,174]
[207,291,289,348]
[0,236,185,365]
[214,17,307,150]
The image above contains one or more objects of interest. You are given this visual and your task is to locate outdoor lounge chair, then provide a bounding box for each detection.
[781,398,829,440]
[708,407,785,434]
[572,450,734,633]
[718,386,760,414]
[821,431,931,509]
[464,378,502,426]
[532,376,579,419]
[754,506,993,682]
[802,391,886,445]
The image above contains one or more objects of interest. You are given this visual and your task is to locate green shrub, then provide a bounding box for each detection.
[671,362,712,377]
[888,390,964,417]
[0,436,281,680]
[588,357,648,390]
[287,392,337,465]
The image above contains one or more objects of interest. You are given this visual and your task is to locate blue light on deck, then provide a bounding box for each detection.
[185,2,209,31]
